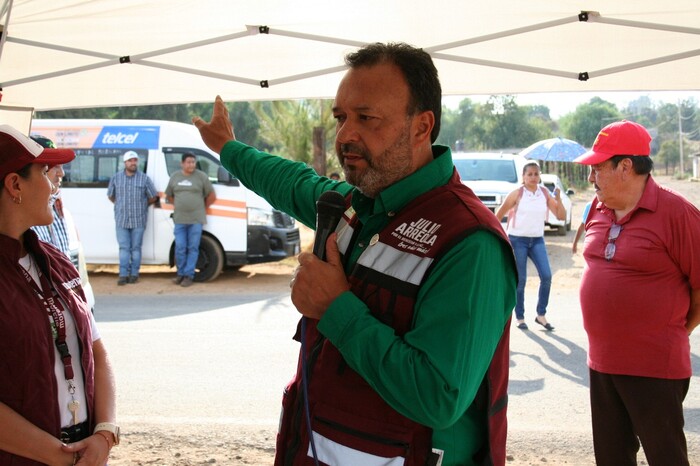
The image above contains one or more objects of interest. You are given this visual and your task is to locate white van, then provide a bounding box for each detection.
[31,119,301,281]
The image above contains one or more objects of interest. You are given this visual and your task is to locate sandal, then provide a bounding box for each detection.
[535,316,554,331]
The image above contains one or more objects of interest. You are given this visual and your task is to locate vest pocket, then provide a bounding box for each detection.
[309,401,412,465]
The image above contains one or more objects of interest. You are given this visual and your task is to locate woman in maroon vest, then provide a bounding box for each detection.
[0,125,119,465]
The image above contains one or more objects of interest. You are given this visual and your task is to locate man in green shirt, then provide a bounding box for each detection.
[194,43,516,466]
[165,153,216,287]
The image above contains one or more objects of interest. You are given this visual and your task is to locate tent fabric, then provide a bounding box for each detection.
[1,0,699,111]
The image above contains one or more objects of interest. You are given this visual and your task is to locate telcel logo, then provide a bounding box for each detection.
[95,126,159,149]
[101,132,139,144]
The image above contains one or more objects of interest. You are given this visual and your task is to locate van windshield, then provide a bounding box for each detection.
[453,159,517,183]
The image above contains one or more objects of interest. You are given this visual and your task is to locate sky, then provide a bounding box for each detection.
[442,91,700,119]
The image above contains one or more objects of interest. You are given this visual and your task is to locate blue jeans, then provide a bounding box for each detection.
[174,223,203,279]
[116,226,145,278]
[509,235,552,320]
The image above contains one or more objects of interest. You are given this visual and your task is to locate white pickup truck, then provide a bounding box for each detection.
[452,152,573,235]
[452,152,527,216]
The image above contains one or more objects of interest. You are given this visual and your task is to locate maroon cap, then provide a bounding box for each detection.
[574,120,651,165]
[0,124,75,180]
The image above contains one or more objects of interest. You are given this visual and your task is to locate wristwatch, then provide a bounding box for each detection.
[94,422,120,446]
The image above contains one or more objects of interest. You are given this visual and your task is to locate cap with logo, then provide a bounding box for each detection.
[574,120,651,165]
[123,151,139,162]
[0,125,75,180]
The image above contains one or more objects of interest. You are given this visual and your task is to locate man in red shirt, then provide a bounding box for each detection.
[575,120,700,466]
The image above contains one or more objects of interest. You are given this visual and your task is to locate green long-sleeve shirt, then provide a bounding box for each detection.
[221,141,516,465]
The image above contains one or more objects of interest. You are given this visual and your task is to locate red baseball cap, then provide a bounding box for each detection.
[574,120,651,165]
[0,124,75,180]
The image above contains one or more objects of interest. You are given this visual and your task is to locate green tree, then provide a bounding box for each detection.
[251,99,336,165]
[560,97,621,147]
[36,102,265,149]
[622,96,657,128]
[437,99,480,150]
[436,106,461,150]
[656,139,679,175]
[471,96,552,150]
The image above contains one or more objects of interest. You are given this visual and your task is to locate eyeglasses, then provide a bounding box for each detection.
[605,223,622,261]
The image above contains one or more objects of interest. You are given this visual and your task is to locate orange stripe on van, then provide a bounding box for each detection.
[156,195,246,219]
[212,198,246,209]
[156,192,246,210]
[207,208,247,219]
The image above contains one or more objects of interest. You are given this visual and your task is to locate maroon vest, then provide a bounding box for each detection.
[275,170,514,466]
[0,231,95,465]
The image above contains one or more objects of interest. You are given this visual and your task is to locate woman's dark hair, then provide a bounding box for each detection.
[345,42,442,143]
[15,164,32,178]
[609,155,653,175]
[522,161,540,175]
[1,164,32,196]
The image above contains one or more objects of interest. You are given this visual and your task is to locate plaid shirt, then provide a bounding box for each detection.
[107,170,157,229]
[32,204,71,258]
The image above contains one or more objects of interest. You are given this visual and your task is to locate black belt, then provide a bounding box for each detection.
[60,421,90,443]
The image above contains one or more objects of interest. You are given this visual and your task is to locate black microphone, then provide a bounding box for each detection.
[313,190,346,261]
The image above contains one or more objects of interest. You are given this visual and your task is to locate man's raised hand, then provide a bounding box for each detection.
[192,95,236,154]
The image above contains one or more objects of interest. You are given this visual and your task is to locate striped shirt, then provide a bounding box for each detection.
[32,205,71,258]
[107,170,157,229]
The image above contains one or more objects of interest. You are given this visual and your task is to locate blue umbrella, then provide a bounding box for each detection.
[519,137,587,162]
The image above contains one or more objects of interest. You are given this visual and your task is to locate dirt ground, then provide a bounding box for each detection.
[95,174,699,465]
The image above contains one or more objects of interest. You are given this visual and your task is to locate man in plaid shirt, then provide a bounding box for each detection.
[107,151,158,286]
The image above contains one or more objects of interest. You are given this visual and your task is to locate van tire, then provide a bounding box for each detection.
[195,235,224,282]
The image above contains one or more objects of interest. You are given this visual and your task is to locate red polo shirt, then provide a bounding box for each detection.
[580,176,700,379]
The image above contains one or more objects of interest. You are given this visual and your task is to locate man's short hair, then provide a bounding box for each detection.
[345,42,442,143]
[609,155,654,175]
[182,152,196,163]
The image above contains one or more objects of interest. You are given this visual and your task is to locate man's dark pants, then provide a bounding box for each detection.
[589,368,690,466]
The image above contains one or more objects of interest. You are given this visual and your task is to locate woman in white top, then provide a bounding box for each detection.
[495,161,565,331]
[0,125,118,465]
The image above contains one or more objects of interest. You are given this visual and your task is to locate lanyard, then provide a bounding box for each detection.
[18,257,75,381]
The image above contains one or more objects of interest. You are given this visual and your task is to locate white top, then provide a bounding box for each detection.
[506,187,548,237]
[19,254,100,427]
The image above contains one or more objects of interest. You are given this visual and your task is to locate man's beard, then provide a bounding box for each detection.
[338,125,414,198]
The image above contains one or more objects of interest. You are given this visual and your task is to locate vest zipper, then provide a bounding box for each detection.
[285,334,326,465]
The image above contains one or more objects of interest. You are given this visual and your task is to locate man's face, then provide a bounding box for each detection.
[47,164,64,188]
[125,157,139,174]
[332,62,417,198]
[588,159,623,208]
[181,156,196,175]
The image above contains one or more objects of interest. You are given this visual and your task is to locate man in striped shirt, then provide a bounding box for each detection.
[30,135,71,257]
[107,151,158,286]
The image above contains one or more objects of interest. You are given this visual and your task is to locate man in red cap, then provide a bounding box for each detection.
[574,120,700,466]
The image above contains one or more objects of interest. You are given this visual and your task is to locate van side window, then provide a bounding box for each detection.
[164,148,234,185]
[63,149,149,187]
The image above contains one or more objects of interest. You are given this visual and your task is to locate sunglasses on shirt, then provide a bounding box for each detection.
[605,223,622,261]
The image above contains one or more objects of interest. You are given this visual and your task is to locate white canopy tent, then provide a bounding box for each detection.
[1,0,699,114]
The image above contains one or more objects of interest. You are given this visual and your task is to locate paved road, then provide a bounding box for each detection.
[96,290,299,426]
[94,285,700,462]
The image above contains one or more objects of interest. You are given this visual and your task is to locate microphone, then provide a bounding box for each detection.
[312,190,346,261]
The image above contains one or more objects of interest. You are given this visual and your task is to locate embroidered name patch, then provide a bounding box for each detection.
[391,218,441,253]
